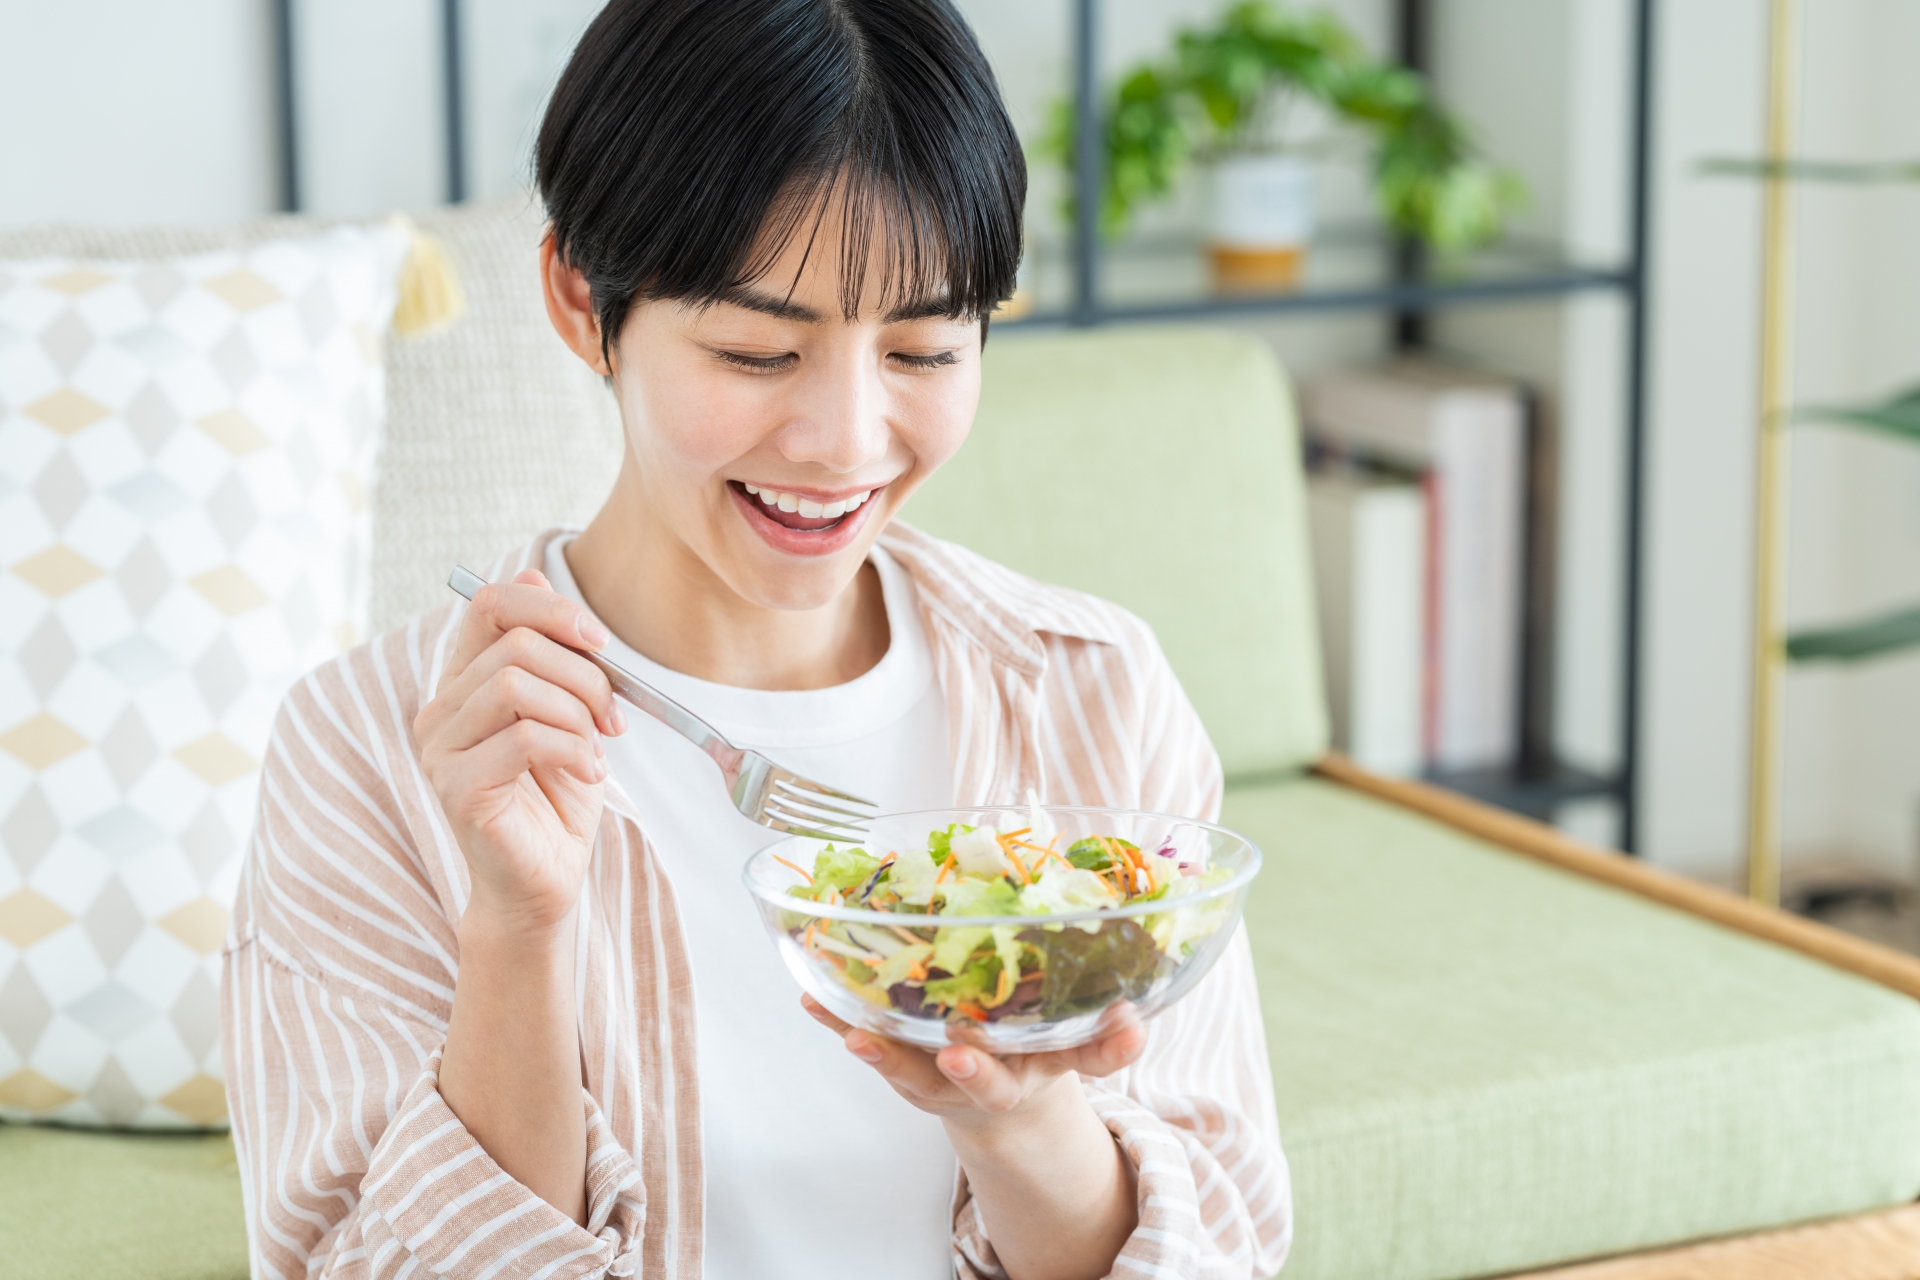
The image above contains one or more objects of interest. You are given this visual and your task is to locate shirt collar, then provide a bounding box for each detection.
[506,523,1120,687]
[878,521,1124,677]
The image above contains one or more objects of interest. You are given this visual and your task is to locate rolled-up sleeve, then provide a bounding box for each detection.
[220,652,653,1280]
[223,937,648,1279]
[948,928,1291,1280]
[950,616,1292,1279]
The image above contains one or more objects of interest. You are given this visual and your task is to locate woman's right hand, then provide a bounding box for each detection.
[413,569,628,935]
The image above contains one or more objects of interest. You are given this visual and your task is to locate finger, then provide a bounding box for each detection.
[439,717,607,798]
[933,1044,1029,1114]
[799,992,852,1035]
[444,572,612,687]
[439,654,616,756]
[1045,1006,1149,1080]
[843,1028,963,1104]
[448,626,624,738]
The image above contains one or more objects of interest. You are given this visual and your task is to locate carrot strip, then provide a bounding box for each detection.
[773,855,813,883]
[955,1003,988,1023]
[933,854,957,884]
[1004,846,1032,885]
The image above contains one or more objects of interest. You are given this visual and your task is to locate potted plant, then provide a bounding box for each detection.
[1048,2,1524,289]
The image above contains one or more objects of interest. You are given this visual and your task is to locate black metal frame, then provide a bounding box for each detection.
[275,0,1656,849]
[270,0,472,210]
[1038,0,1656,849]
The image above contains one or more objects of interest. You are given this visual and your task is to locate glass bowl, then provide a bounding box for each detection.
[743,805,1261,1054]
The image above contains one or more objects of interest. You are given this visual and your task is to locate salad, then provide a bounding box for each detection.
[774,798,1237,1027]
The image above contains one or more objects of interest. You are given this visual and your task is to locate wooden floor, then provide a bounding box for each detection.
[1504,1205,1920,1279]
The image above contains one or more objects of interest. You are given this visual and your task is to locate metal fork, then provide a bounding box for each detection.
[448,566,874,841]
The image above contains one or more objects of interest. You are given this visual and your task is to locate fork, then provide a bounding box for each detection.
[448,565,875,841]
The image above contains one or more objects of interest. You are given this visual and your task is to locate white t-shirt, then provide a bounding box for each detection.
[544,537,957,1279]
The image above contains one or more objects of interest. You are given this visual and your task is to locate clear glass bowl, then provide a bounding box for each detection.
[743,806,1262,1054]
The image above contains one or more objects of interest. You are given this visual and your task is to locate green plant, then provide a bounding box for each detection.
[1780,386,1920,663]
[1701,155,1920,665]
[1043,1,1524,250]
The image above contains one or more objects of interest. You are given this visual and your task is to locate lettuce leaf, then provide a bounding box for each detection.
[1022,918,1162,1017]
[924,954,1000,1009]
[812,847,882,894]
[930,925,992,975]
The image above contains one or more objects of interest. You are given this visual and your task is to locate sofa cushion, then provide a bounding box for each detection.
[0,1124,246,1279]
[0,200,627,636]
[0,228,411,1128]
[905,325,1328,777]
[1225,776,1920,1280]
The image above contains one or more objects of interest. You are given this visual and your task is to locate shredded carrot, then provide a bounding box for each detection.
[1004,845,1032,885]
[1000,828,1032,841]
[773,854,813,883]
[990,965,1016,1007]
[907,959,928,981]
[954,1002,989,1023]
[933,854,957,884]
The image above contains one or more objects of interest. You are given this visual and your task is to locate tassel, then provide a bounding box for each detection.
[387,215,466,338]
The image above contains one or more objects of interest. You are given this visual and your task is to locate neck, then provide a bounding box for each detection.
[565,455,889,690]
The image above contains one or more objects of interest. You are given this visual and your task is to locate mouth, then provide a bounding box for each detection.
[728,480,884,555]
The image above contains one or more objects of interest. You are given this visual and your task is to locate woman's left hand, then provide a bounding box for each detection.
[799,994,1146,1126]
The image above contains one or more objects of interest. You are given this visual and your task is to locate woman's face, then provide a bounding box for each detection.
[591,219,983,613]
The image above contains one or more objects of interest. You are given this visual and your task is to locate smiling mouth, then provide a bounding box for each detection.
[730,481,876,532]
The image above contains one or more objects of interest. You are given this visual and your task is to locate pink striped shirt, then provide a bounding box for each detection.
[222,524,1291,1279]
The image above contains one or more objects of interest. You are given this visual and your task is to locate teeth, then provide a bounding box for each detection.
[744,485,876,519]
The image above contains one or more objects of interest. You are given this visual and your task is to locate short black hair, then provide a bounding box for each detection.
[536,0,1025,355]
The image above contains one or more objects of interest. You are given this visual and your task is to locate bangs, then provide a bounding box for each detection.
[537,0,1024,350]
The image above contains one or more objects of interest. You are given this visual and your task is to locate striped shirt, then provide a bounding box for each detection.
[221,524,1292,1279]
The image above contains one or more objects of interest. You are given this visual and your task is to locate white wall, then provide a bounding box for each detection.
[0,0,279,225]
[4,0,1915,881]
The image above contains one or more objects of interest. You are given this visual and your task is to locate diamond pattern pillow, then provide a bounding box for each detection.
[0,226,409,1128]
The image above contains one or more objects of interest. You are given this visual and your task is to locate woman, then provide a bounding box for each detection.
[221,2,1289,1277]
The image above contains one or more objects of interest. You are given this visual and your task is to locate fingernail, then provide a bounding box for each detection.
[849,1038,883,1065]
[611,705,628,734]
[942,1049,978,1080]
[579,615,611,648]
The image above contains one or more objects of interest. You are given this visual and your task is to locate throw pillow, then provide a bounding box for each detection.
[0,226,409,1128]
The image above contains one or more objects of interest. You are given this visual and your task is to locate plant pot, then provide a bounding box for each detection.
[1207,153,1314,291]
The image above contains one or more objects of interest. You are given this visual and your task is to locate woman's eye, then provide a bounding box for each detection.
[891,350,960,370]
[715,350,796,373]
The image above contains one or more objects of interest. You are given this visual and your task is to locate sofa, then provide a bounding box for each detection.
[8,201,1920,1280]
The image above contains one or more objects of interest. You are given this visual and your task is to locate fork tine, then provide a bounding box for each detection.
[764,802,871,840]
[764,811,866,841]
[769,780,872,823]
[763,792,868,834]
[770,774,876,809]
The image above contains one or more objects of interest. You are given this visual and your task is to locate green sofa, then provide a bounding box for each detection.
[9,270,1920,1280]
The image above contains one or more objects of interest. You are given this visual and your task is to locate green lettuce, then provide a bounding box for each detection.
[812,847,882,894]
[924,954,1000,1008]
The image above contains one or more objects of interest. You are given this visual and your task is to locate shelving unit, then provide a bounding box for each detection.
[270,0,1656,851]
[1011,0,1657,852]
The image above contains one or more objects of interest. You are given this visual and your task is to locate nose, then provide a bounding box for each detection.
[775,340,891,475]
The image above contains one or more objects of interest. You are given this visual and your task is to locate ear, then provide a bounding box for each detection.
[540,234,612,377]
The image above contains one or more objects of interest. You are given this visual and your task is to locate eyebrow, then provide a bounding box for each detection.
[712,285,964,326]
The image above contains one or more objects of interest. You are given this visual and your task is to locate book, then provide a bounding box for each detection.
[1307,467,1427,778]
[1303,359,1529,772]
